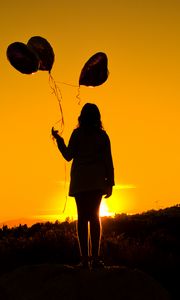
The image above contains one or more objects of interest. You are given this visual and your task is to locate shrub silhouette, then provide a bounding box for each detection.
[0,205,179,299]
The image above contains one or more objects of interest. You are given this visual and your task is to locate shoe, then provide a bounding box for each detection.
[76,257,89,269]
[91,257,105,269]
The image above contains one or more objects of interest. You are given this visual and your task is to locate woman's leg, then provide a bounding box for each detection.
[77,215,89,259]
[75,195,89,260]
[88,192,102,258]
[75,191,103,267]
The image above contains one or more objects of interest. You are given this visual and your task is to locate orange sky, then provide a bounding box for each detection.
[0,0,180,224]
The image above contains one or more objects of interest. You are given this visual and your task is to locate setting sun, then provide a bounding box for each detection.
[35,197,115,223]
[100,200,114,217]
[31,183,138,225]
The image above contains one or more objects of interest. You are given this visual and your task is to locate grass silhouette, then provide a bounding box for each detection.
[0,205,179,299]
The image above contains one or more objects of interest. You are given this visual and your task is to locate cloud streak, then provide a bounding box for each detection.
[114,184,136,190]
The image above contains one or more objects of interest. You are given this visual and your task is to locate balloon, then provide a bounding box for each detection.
[79,52,108,87]
[27,36,55,72]
[6,42,40,74]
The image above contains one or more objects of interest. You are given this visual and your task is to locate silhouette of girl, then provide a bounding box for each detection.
[52,103,114,268]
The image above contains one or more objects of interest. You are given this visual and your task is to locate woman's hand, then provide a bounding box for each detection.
[104,186,112,198]
[51,127,60,139]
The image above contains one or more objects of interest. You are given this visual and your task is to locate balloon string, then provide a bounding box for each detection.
[58,81,79,88]
[76,85,81,105]
[57,81,82,105]
[62,162,68,214]
[49,73,64,134]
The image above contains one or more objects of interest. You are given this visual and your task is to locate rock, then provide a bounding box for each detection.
[0,264,170,300]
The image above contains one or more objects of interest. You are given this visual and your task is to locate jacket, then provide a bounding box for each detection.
[56,127,115,196]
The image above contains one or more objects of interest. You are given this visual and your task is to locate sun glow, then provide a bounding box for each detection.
[34,184,136,224]
[100,199,114,217]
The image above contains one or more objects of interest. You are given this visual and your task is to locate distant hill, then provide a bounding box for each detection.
[0,217,45,228]
[1,204,179,229]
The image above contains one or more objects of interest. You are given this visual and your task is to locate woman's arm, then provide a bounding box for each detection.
[52,127,75,161]
[103,132,115,187]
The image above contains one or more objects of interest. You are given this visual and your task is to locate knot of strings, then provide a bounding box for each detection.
[49,73,65,134]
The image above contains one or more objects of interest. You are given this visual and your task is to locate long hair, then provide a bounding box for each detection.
[78,103,103,130]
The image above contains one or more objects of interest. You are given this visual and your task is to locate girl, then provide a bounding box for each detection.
[52,103,114,268]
